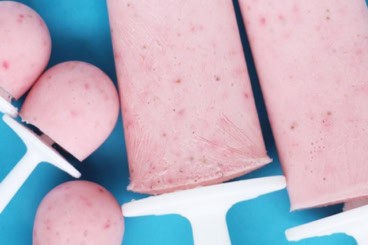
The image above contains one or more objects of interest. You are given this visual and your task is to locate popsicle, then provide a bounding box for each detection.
[0,1,51,116]
[107,1,286,244]
[107,0,271,195]
[0,61,120,213]
[237,0,368,243]
[33,181,124,245]
[344,199,368,211]
[238,0,368,210]
[20,61,120,161]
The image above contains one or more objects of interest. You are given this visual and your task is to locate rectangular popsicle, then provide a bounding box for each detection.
[107,0,271,194]
[238,0,368,210]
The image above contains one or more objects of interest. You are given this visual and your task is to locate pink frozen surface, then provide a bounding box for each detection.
[239,0,368,210]
[20,61,119,161]
[108,0,271,194]
[344,198,368,211]
[0,1,51,100]
[33,181,124,245]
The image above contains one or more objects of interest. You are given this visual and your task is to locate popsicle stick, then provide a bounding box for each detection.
[123,176,286,245]
[0,150,40,213]
[286,205,368,245]
[0,114,81,213]
[188,209,230,245]
[0,96,17,117]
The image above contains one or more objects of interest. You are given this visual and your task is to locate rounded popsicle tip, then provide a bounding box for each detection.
[20,61,120,161]
[0,1,51,100]
[33,181,124,245]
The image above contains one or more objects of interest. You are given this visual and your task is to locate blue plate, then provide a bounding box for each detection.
[0,0,362,244]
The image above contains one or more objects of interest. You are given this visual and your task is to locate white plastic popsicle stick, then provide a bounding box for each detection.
[0,94,17,118]
[123,176,286,245]
[0,114,81,213]
[286,204,368,245]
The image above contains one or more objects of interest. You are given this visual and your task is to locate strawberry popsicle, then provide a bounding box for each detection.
[33,181,124,245]
[344,199,368,211]
[107,0,271,194]
[239,0,368,210]
[0,1,51,100]
[20,61,119,161]
[0,61,119,213]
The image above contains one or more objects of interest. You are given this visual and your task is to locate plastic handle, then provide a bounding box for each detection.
[2,115,81,178]
[123,176,286,245]
[0,115,81,213]
[286,204,368,245]
[0,96,17,117]
[354,231,368,245]
[185,206,230,245]
[0,150,40,213]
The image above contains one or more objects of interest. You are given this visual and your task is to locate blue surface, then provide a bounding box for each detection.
[0,0,362,244]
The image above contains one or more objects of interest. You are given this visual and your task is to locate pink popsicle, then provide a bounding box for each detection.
[344,199,368,211]
[107,0,271,194]
[20,61,119,161]
[239,0,368,210]
[0,1,51,100]
[33,181,124,245]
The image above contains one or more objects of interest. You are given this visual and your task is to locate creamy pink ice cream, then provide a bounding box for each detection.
[20,61,119,161]
[0,1,51,99]
[108,0,271,194]
[33,181,124,245]
[239,0,368,210]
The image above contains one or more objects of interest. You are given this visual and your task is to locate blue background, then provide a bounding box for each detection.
[0,0,363,244]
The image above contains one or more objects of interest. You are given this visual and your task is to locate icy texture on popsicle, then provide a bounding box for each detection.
[108,0,271,194]
[0,1,51,99]
[239,0,368,209]
[20,61,119,161]
[33,181,124,245]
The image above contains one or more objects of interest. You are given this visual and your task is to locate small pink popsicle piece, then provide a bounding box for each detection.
[108,0,271,194]
[33,181,124,245]
[0,1,51,99]
[239,0,368,210]
[20,61,119,161]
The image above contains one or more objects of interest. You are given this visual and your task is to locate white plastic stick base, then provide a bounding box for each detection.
[123,176,286,245]
[0,114,81,214]
[286,204,368,245]
[0,96,17,117]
